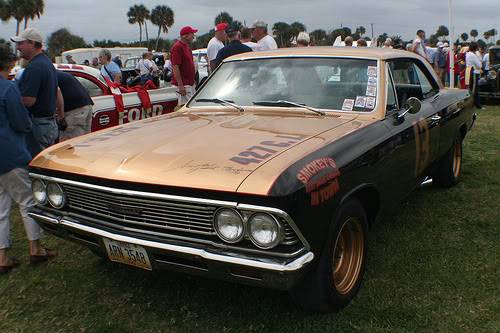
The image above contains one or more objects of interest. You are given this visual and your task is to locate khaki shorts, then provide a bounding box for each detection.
[173,85,195,106]
[59,104,93,141]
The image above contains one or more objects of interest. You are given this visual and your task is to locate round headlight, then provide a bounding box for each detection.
[248,213,282,249]
[32,179,47,205]
[46,182,66,208]
[214,208,244,243]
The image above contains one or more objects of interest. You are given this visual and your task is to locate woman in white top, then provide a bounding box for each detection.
[465,42,483,109]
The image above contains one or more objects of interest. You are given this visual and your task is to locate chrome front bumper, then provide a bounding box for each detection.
[29,210,314,289]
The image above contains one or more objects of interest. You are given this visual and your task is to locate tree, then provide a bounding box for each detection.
[214,12,233,26]
[289,21,306,38]
[127,6,142,45]
[0,0,12,22]
[150,5,174,51]
[377,33,389,45]
[436,25,449,41]
[135,5,150,44]
[477,39,487,49]
[310,29,327,44]
[355,26,366,37]
[429,34,439,46]
[47,28,87,60]
[470,29,478,41]
[272,22,291,48]
[23,0,44,29]
[460,32,468,42]
[232,20,243,32]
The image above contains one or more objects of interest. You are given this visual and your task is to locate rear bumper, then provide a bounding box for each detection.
[29,210,314,290]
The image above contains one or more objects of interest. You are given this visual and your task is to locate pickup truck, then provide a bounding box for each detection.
[54,64,178,131]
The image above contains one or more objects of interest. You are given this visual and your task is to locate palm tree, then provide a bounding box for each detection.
[460,32,468,42]
[214,12,233,26]
[23,0,44,29]
[272,22,291,48]
[356,26,366,37]
[150,5,174,51]
[127,5,143,45]
[289,22,306,38]
[0,0,12,23]
[135,4,150,45]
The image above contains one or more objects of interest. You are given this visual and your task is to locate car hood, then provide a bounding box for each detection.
[31,109,367,194]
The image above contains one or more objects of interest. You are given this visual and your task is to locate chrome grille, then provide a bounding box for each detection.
[64,185,217,236]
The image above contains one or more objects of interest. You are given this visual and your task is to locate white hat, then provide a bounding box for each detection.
[436,41,444,48]
[251,20,267,29]
[11,28,43,44]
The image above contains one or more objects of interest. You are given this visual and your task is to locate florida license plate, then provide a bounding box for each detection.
[103,238,152,270]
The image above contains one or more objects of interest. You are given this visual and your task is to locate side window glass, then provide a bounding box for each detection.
[412,63,437,98]
[386,68,398,111]
[75,76,103,97]
[389,59,437,105]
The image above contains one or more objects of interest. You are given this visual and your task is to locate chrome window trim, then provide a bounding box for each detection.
[29,173,310,250]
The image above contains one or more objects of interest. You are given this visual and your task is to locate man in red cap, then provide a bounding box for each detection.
[207,23,228,72]
[170,26,197,106]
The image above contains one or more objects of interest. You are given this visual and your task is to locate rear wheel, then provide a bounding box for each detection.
[433,137,463,187]
[290,199,368,312]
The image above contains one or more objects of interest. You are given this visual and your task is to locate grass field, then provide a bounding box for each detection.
[1,107,498,333]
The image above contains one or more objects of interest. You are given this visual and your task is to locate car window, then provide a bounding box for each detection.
[190,58,379,112]
[75,76,103,97]
[389,59,438,106]
[387,68,398,111]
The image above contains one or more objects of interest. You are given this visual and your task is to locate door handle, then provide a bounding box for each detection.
[431,115,441,122]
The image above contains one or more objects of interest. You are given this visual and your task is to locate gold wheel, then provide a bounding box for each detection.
[452,141,462,179]
[333,217,365,295]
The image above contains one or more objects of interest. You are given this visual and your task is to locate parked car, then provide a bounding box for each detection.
[28,48,475,312]
[480,46,500,102]
[55,64,177,131]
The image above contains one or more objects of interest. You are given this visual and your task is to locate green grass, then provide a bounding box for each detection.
[1,107,499,333]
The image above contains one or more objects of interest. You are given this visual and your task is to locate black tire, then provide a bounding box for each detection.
[290,199,368,312]
[433,137,463,188]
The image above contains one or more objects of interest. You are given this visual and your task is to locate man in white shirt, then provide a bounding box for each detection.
[411,29,427,59]
[207,23,228,72]
[136,52,158,76]
[465,42,483,109]
[251,20,278,51]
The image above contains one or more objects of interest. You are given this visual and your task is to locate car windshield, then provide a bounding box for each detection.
[189,57,379,112]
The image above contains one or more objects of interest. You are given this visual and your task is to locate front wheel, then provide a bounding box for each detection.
[433,137,463,187]
[290,199,368,312]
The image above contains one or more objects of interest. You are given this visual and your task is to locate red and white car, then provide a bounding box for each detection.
[54,64,178,132]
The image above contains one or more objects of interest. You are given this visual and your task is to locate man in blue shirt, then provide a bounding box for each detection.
[212,25,253,69]
[12,28,59,156]
[99,49,122,83]
[0,44,57,273]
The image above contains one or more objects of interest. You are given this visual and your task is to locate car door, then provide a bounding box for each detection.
[384,58,442,192]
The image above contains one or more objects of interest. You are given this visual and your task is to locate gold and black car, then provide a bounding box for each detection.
[28,48,476,312]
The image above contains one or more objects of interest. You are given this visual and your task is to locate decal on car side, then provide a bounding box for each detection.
[297,157,341,206]
[413,118,430,176]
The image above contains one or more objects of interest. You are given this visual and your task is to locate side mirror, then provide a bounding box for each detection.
[404,97,422,114]
[394,97,422,123]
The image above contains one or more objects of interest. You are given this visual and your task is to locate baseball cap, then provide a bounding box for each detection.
[251,20,267,29]
[436,41,444,48]
[180,26,198,36]
[215,23,228,32]
[11,28,43,44]
[225,23,240,35]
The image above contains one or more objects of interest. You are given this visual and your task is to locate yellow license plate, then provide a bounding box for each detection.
[103,238,152,270]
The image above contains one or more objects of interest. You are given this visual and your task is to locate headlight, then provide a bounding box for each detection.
[32,179,47,205]
[214,208,244,243]
[46,182,66,208]
[248,213,283,249]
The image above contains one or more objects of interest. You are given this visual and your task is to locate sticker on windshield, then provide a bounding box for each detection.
[367,77,377,86]
[367,66,377,77]
[366,97,376,109]
[366,85,377,97]
[355,96,367,108]
[342,99,354,111]
[328,75,341,82]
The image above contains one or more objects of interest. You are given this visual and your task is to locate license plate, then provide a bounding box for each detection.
[103,238,152,270]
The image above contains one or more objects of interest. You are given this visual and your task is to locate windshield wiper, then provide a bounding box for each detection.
[253,100,325,116]
[195,98,244,112]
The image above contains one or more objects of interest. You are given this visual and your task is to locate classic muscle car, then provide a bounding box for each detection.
[480,46,500,101]
[28,48,476,312]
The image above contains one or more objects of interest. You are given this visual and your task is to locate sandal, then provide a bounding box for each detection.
[0,257,21,274]
[30,248,58,264]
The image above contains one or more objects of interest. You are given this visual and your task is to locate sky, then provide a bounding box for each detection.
[0,0,498,44]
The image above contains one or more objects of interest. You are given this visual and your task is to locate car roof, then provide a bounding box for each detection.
[225,46,421,62]
[54,64,106,85]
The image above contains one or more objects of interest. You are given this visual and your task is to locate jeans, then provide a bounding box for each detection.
[27,116,59,156]
[0,168,44,249]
